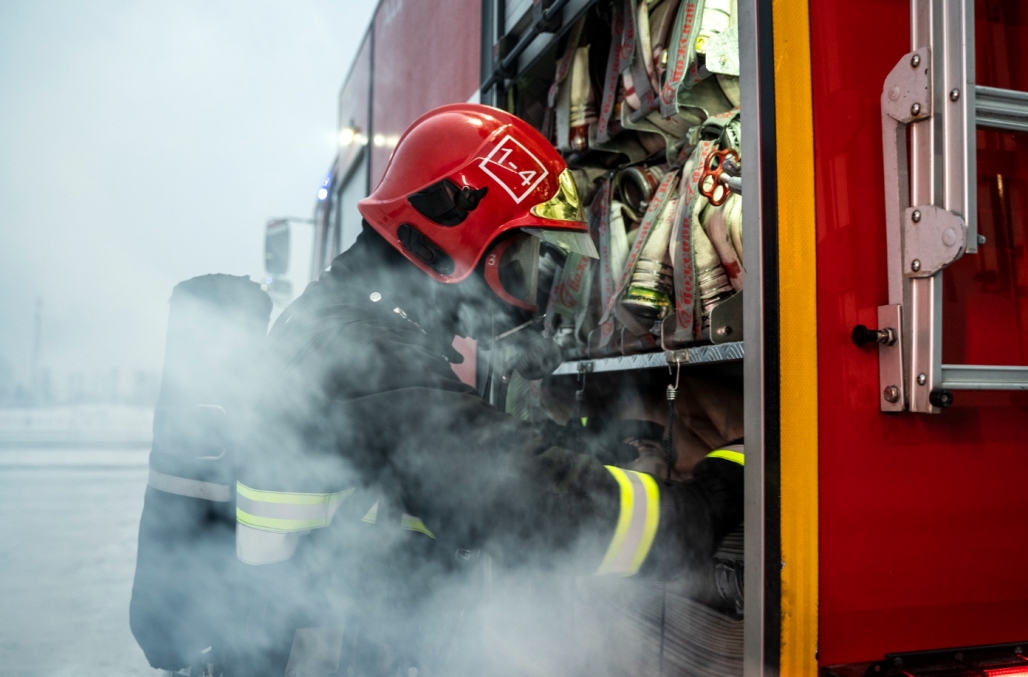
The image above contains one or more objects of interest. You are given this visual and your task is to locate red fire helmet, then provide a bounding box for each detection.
[358,103,596,310]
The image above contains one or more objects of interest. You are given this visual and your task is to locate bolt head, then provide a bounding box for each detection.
[911,102,922,116]
[911,54,921,67]
[369,292,382,302]
[950,88,961,102]
[911,259,922,272]
[884,385,900,403]
[917,372,927,386]
[912,209,921,222]
[978,234,987,245]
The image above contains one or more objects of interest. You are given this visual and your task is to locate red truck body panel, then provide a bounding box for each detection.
[337,34,372,182]
[811,0,1028,665]
[369,0,482,190]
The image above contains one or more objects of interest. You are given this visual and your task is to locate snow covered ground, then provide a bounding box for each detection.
[0,405,153,446]
[0,446,158,676]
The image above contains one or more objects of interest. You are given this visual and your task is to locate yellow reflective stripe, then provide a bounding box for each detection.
[596,467,660,576]
[236,482,351,505]
[706,449,745,466]
[598,467,635,573]
[400,514,436,539]
[236,508,326,533]
[235,483,353,533]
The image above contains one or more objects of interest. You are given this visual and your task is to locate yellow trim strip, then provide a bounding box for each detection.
[706,449,745,466]
[236,508,325,533]
[400,514,436,539]
[596,466,660,576]
[236,481,352,505]
[772,0,820,671]
[597,466,635,574]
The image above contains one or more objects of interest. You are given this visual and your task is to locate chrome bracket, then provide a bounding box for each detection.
[882,47,932,125]
[877,304,905,412]
[902,205,966,278]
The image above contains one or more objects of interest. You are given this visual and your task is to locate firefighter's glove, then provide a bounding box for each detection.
[646,455,745,579]
[499,330,564,381]
[537,418,663,465]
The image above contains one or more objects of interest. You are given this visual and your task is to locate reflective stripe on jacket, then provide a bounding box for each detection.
[235,482,352,565]
[237,488,438,565]
[147,468,231,503]
[596,445,744,576]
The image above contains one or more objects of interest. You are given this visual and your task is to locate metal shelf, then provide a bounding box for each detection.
[551,341,744,376]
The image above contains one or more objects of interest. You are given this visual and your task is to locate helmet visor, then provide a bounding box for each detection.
[530,168,584,222]
[522,228,599,259]
[525,169,597,258]
[484,234,540,311]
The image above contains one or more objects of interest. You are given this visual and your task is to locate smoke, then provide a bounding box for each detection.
[0,2,375,674]
[0,0,373,391]
[0,5,745,672]
[127,232,744,677]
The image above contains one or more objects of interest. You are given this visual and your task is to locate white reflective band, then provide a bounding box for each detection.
[236,522,305,565]
[596,467,660,576]
[401,513,435,539]
[361,502,379,524]
[236,482,353,533]
[148,468,230,502]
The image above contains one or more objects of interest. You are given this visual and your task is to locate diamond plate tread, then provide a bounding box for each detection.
[551,341,744,376]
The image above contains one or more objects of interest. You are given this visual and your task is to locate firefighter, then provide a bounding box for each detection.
[233,103,744,676]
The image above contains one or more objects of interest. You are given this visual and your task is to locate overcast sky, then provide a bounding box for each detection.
[0,0,376,389]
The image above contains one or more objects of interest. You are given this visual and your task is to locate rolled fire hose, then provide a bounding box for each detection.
[622,191,679,321]
[700,191,744,292]
[614,165,667,223]
[557,45,595,153]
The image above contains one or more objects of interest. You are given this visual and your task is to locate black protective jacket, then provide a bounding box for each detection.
[232,236,744,673]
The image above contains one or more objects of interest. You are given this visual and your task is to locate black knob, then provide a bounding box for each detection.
[851,324,878,347]
[929,389,954,408]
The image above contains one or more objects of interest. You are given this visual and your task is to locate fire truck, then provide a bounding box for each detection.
[262,0,1028,674]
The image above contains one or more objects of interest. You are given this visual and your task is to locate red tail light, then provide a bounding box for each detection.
[984,668,1028,677]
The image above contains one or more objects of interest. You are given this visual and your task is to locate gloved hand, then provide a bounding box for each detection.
[537,417,665,466]
[498,330,564,380]
[646,454,744,578]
